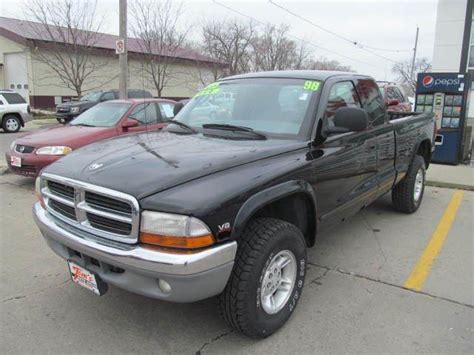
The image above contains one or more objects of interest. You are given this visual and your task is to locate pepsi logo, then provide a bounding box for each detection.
[422,76,434,88]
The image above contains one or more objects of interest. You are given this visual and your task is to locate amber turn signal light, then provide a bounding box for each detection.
[140,232,215,249]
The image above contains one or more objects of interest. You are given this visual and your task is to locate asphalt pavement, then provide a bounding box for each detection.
[1,172,472,354]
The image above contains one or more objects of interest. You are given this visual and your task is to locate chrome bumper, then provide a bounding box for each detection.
[33,202,237,302]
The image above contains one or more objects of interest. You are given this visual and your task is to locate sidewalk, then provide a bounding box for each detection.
[426,163,474,191]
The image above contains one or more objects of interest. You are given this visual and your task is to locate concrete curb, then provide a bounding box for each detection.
[426,180,474,191]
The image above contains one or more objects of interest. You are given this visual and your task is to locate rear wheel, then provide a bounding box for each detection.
[219,218,307,338]
[2,115,21,133]
[392,155,426,213]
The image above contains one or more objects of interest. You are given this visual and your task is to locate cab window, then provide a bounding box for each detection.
[101,92,115,101]
[324,81,361,128]
[355,79,386,127]
[129,103,159,124]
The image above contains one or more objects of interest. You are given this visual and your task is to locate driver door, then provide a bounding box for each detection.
[309,80,378,228]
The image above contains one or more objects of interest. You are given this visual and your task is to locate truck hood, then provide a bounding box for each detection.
[44,130,305,199]
[16,125,115,149]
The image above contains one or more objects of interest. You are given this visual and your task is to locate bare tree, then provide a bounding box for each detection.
[302,57,353,72]
[130,0,187,97]
[392,57,432,96]
[251,24,311,71]
[201,19,256,77]
[24,0,111,98]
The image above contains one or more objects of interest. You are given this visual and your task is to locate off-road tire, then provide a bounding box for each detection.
[219,218,307,338]
[392,155,426,214]
[2,114,21,133]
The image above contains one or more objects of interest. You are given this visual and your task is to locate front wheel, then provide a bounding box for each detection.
[392,155,426,213]
[219,218,307,338]
[2,115,21,133]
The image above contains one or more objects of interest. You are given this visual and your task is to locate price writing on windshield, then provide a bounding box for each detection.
[303,81,320,91]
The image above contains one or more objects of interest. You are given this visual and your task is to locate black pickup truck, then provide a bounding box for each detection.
[33,71,435,338]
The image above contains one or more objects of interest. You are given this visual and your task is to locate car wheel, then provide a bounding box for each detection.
[392,155,426,214]
[219,218,307,338]
[2,115,21,133]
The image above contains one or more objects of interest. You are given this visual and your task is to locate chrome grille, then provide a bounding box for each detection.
[40,173,140,244]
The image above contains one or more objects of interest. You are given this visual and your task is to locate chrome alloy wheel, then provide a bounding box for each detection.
[413,168,424,202]
[6,118,19,131]
[260,250,297,315]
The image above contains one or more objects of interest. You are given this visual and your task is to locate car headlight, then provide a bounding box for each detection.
[36,146,72,155]
[71,107,80,113]
[10,140,16,150]
[140,211,215,249]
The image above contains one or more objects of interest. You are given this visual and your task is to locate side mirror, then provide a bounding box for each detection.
[325,107,369,135]
[122,117,139,129]
[386,99,400,107]
[173,102,184,116]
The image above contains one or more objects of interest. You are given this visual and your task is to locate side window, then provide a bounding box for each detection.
[325,81,361,128]
[159,102,175,121]
[129,103,159,124]
[2,93,26,104]
[387,87,404,102]
[101,92,115,101]
[395,87,406,102]
[355,79,386,127]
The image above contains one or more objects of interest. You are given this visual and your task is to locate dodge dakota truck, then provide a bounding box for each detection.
[33,71,435,338]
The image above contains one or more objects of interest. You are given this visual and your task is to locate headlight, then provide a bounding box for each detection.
[10,140,16,150]
[36,146,72,155]
[71,107,80,113]
[140,211,215,249]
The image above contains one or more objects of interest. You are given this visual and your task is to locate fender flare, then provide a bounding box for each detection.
[231,180,318,243]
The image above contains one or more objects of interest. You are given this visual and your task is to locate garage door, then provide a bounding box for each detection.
[4,52,29,104]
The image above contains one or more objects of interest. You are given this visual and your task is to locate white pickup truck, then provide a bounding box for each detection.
[0,90,32,133]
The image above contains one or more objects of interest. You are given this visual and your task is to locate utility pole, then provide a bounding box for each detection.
[409,26,419,82]
[118,0,128,99]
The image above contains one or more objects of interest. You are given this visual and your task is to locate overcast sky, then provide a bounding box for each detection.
[0,0,439,81]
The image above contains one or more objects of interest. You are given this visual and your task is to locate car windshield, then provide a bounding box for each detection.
[173,78,321,138]
[80,91,102,102]
[70,102,131,127]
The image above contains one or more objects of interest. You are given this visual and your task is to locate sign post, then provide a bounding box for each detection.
[118,0,128,100]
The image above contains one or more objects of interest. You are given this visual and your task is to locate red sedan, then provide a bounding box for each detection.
[6,98,176,177]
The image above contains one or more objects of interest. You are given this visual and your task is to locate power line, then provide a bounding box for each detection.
[268,0,408,63]
[212,0,386,70]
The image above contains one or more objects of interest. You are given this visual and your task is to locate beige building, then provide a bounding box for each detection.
[0,17,223,109]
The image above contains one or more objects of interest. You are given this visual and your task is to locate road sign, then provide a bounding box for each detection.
[115,39,125,54]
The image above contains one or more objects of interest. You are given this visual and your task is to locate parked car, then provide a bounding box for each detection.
[7,98,175,176]
[0,90,32,133]
[55,89,153,123]
[33,71,435,338]
[377,81,412,112]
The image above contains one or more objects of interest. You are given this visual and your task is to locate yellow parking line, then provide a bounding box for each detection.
[404,190,464,291]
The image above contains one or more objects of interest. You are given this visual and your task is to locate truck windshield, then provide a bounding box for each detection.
[70,102,131,127]
[80,91,102,102]
[173,78,321,138]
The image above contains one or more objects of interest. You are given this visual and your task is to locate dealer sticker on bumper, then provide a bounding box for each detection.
[10,156,21,167]
[68,261,106,296]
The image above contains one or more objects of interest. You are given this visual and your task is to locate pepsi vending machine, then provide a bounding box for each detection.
[415,72,470,164]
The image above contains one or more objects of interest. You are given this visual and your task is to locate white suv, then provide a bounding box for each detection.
[0,91,32,133]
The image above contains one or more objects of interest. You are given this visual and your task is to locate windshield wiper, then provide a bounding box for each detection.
[72,123,95,127]
[202,124,267,140]
[166,120,197,133]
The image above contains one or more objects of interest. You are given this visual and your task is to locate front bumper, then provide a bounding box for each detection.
[33,202,237,302]
[5,151,59,177]
[55,112,78,121]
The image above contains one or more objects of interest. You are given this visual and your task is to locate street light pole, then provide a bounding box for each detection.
[409,26,419,82]
[118,0,128,99]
